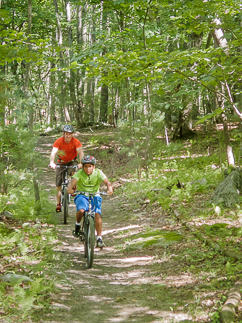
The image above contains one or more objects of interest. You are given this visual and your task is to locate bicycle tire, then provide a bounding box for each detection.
[63,187,68,224]
[85,217,95,268]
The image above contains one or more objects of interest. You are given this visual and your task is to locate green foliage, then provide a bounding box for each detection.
[0,171,56,224]
[116,133,222,214]
[0,220,59,320]
[0,125,59,320]
[124,229,183,251]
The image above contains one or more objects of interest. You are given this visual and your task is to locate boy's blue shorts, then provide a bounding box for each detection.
[74,195,103,215]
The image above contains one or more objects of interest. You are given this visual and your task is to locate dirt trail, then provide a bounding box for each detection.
[36,135,197,323]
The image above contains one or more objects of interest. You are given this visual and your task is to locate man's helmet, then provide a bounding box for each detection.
[81,155,96,165]
[63,125,74,133]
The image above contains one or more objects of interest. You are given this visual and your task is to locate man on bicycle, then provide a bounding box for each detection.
[49,125,84,212]
[67,155,113,248]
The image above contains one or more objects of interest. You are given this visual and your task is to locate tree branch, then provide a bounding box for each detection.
[171,68,242,120]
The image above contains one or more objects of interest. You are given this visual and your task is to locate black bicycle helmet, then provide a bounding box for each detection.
[81,155,96,165]
[63,125,74,133]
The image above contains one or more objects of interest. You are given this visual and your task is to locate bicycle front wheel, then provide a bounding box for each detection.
[63,187,69,224]
[84,217,95,268]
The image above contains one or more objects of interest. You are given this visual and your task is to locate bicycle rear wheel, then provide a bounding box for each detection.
[84,217,95,268]
[63,187,68,224]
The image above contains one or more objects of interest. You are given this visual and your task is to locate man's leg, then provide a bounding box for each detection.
[56,186,61,204]
[55,166,63,211]
[55,186,62,212]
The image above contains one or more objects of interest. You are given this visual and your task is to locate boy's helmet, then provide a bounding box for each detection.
[63,125,74,133]
[81,155,96,165]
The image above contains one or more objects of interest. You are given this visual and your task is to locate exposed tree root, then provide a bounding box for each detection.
[220,280,242,323]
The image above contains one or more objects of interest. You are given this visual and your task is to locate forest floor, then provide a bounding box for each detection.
[5,127,242,323]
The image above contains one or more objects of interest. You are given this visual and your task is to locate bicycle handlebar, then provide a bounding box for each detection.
[48,165,79,170]
[55,165,79,169]
[73,191,109,196]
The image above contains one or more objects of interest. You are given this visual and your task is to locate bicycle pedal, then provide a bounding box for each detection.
[79,232,85,242]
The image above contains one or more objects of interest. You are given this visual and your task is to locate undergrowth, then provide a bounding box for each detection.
[0,170,59,321]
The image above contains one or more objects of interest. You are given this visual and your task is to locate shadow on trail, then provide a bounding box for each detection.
[37,135,210,323]
[39,198,196,323]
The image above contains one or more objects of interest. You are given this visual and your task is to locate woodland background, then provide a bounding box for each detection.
[1,0,242,322]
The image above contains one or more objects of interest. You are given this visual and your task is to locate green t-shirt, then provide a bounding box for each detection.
[72,168,107,193]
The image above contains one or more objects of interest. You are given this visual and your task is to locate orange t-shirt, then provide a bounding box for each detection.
[53,137,82,162]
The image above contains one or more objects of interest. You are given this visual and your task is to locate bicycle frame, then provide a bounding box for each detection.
[56,165,78,224]
[73,191,108,268]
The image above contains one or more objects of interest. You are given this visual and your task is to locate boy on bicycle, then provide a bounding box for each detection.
[49,125,84,212]
[67,155,113,248]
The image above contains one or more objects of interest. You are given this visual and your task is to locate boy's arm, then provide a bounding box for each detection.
[67,178,77,194]
[103,178,113,196]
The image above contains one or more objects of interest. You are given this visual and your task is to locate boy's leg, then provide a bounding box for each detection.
[95,212,105,247]
[95,212,102,236]
[73,195,88,237]
[76,209,85,223]
[74,209,85,236]
[93,196,104,247]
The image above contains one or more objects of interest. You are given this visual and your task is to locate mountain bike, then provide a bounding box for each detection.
[73,191,108,268]
[56,165,78,224]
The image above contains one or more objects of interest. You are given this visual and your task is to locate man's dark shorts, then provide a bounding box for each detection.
[56,161,77,187]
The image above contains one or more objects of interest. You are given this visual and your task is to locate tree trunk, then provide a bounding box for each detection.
[53,0,65,124]
[173,94,195,139]
[66,0,77,124]
[85,8,96,124]
[100,79,108,123]
[25,0,41,213]
[75,4,86,129]
[99,0,108,123]
[221,113,235,167]
[113,86,119,127]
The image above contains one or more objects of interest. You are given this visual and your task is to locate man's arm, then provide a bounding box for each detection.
[67,177,77,194]
[49,147,58,169]
[76,147,84,169]
[103,178,113,196]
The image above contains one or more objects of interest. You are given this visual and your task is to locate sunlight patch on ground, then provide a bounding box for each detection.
[108,305,150,322]
[164,273,197,287]
[55,283,74,291]
[153,310,193,322]
[132,275,165,285]
[120,256,154,263]
[54,244,83,252]
[110,269,145,281]
[84,295,113,302]
[95,256,155,268]
[102,225,141,236]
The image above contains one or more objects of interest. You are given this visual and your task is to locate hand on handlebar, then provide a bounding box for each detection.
[67,187,75,195]
[49,162,56,170]
[77,163,83,169]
